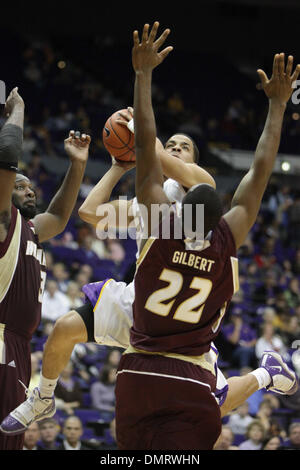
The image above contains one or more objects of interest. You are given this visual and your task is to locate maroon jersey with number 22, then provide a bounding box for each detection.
[131,215,239,356]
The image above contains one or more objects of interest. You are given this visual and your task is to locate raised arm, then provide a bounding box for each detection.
[133,22,173,218]
[33,131,90,243]
[155,138,216,188]
[224,53,300,250]
[116,108,216,190]
[0,88,24,242]
[78,157,135,229]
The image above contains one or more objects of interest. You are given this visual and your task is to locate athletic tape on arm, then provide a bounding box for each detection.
[0,124,22,172]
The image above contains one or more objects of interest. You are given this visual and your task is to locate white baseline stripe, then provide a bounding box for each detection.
[117,369,213,392]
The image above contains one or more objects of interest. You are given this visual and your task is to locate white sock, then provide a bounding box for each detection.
[38,374,58,398]
[250,368,271,389]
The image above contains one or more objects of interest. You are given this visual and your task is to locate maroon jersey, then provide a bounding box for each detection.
[131,216,238,356]
[0,205,46,340]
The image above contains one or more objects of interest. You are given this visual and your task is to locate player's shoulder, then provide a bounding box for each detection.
[216,216,232,235]
[210,216,237,255]
[0,204,22,257]
[27,218,35,230]
[0,204,18,238]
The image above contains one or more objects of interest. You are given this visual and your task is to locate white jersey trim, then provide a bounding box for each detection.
[0,210,22,303]
[0,323,6,365]
[117,368,213,392]
[230,256,240,294]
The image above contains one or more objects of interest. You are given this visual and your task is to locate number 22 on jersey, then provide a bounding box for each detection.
[145,268,213,324]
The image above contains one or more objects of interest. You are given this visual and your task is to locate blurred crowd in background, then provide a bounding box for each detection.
[4,33,300,450]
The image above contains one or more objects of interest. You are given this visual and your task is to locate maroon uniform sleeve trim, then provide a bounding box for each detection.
[136,237,156,272]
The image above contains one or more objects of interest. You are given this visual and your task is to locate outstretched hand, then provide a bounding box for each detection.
[257,53,300,105]
[132,21,173,73]
[4,87,24,117]
[115,106,133,127]
[111,155,136,172]
[64,130,91,164]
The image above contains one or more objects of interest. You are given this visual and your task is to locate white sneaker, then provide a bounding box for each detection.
[0,387,56,436]
[260,351,299,395]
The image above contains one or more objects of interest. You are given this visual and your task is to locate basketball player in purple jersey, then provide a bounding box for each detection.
[113,23,300,450]
[0,87,91,450]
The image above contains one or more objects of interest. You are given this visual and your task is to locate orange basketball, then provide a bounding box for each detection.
[102,109,135,161]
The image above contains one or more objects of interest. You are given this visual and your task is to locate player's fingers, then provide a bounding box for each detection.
[9,87,18,96]
[286,55,294,77]
[69,130,75,137]
[148,21,159,44]
[81,134,91,144]
[5,90,13,101]
[154,28,171,51]
[133,30,140,47]
[74,130,81,139]
[117,111,130,121]
[127,106,134,116]
[158,46,174,62]
[115,119,128,126]
[278,53,285,79]
[257,69,269,86]
[291,64,300,84]
[272,53,279,77]
[142,23,150,43]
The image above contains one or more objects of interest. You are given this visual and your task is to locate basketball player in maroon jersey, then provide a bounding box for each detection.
[114,23,300,450]
[0,87,91,450]
[2,28,299,447]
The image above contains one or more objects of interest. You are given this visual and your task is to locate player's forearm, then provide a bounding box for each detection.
[0,104,24,173]
[156,143,185,179]
[0,106,25,217]
[134,70,164,202]
[231,99,285,209]
[156,141,216,188]
[6,103,25,130]
[134,71,156,152]
[252,99,286,178]
[78,165,126,222]
[220,375,258,417]
[46,160,86,225]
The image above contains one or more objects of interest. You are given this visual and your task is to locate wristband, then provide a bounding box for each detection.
[0,124,22,172]
[0,161,18,172]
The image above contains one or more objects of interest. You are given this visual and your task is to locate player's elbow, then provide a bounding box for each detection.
[79,205,107,229]
[207,176,216,189]
[135,175,152,204]
[78,203,99,225]
[135,187,146,205]
[194,170,217,190]
[78,205,92,223]
[53,218,68,236]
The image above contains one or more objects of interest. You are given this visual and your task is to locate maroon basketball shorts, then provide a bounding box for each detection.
[0,327,31,450]
[115,353,221,451]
